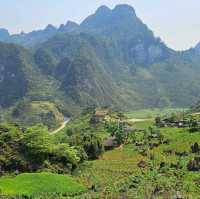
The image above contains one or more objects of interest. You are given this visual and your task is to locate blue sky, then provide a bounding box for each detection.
[1,0,200,50]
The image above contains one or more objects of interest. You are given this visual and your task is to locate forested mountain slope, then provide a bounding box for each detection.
[1,4,200,118]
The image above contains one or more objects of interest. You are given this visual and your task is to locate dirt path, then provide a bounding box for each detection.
[50,117,70,135]
[127,118,153,123]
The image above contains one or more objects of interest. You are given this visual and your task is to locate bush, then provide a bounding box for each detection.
[105,121,126,145]
[187,157,200,171]
[0,123,82,175]
[69,134,104,160]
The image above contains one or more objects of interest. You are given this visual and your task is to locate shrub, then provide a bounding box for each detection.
[191,143,199,153]
[187,157,200,171]
[69,134,104,160]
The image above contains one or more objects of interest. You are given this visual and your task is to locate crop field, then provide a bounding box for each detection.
[125,108,188,119]
[0,172,86,197]
[73,120,200,198]
[75,145,145,188]
[1,112,200,198]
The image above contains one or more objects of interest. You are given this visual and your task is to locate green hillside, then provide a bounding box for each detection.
[12,101,64,130]
[0,42,31,107]
[1,5,200,118]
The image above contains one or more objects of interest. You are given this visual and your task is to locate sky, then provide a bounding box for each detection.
[0,0,200,50]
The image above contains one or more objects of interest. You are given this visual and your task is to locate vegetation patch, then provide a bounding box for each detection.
[0,172,86,197]
[12,100,64,130]
[125,108,188,119]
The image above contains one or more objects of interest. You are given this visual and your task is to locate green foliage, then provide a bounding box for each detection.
[69,134,104,160]
[2,110,200,198]
[0,123,81,174]
[105,121,118,136]
[52,144,80,169]
[23,125,54,164]
[73,117,200,198]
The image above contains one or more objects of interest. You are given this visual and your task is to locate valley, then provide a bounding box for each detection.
[1,4,200,124]
[1,3,200,199]
[1,108,200,198]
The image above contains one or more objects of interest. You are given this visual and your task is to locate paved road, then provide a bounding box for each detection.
[50,117,70,134]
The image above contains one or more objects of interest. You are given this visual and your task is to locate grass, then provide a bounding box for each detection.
[0,172,86,197]
[134,120,154,129]
[125,108,188,119]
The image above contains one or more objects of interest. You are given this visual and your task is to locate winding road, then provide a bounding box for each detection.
[50,117,70,135]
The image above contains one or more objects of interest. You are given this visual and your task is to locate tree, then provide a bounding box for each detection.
[189,118,199,132]
[0,123,85,174]
[105,121,118,136]
[155,116,162,127]
[106,120,126,145]
[23,125,53,164]
[51,143,80,170]
[114,122,126,145]
[69,134,104,160]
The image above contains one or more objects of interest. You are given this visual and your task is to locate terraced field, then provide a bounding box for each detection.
[72,120,200,198]
[75,145,145,190]
[2,111,200,198]
[125,108,188,119]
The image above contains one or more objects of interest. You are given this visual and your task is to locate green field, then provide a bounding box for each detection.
[0,172,86,197]
[72,120,200,198]
[1,110,200,198]
[125,108,188,119]
[75,145,144,190]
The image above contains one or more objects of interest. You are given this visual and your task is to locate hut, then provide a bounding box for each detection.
[104,137,117,151]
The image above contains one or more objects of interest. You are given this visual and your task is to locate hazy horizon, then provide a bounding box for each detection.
[1,0,200,50]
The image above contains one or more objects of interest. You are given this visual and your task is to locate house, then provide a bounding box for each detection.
[90,109,109,126]
[158,118,190,128]
[103,137,117,151]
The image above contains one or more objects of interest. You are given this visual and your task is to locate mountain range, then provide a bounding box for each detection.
[1,4,200,119]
